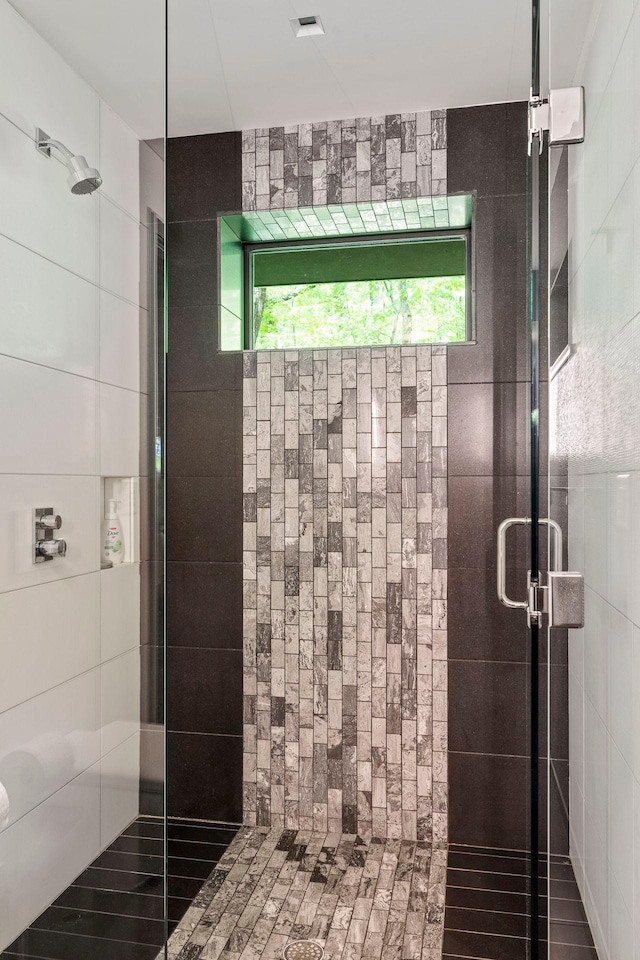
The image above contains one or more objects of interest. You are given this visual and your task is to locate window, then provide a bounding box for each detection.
[218,197,474,351]
[247,232,469,350]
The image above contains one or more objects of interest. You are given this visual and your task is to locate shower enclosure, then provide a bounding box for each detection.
[0,0,169,956]
[544,1,639,958]
[0,0,636,958]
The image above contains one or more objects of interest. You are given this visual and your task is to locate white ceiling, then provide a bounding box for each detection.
[9,0,595,140]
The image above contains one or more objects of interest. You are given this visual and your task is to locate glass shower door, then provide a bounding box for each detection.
[500,4,590,956]
[493,4,547,954]
[527,9,544,956]
[0,3,168,956]
[543,0,639,956]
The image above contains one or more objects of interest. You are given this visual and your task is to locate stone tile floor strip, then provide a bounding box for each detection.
[161,828,447,960]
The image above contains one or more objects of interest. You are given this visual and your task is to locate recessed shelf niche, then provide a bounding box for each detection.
[100,477,140,568]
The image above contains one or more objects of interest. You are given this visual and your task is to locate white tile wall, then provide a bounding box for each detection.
[0,669,101,826]
[100,732,140,849]
[0,764,101,950]
[99,102,141,220]
[0,233,98,379]
[610,742,634,913]
[0,574,100,714]
[0,113,99,282]
[99,196,141,305]
[633,625,640,780]
[610,874,634,960]
[608,606,634,767]
[583,587,608,722]
[100,563,141,661]
[0,475,100,592]
[99,290,140,391]
[0,356,97,476]
[634,769,640,938]
[99,382,141,476]
[562,3,640,957]
[608,470,635,619]
[0,0,145,948]
[634,160,640,318]
[100,648,141,756]
[0,0,98,150]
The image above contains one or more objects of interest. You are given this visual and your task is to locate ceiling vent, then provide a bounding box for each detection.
[290,15,325,37]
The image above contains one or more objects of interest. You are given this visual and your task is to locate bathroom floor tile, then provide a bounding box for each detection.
[0,815,238,960]
[5,822,597,960]
[29,905,166,946]
[53,884,166,920]
[443,844,596,960]
[3,928,161,960]
[91,849,165,876]
[162,827,448,960]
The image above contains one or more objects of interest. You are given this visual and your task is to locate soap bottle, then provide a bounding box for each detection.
[102,499,124,565]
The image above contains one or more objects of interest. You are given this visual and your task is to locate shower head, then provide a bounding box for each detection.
[64,155,103,195]
[36,128,103,195]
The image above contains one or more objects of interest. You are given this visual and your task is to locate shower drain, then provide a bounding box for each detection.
[282,940,324,960]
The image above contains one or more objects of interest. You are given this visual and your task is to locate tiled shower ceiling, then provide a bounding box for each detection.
[224,195,472,243]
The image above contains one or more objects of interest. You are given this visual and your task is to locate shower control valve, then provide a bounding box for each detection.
[39,514,62,530]
[36,538,67,559]
[33,507,67,563]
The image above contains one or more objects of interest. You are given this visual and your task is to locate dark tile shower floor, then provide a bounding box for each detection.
[1,825,599,960]
[443,843,598,959]
[1,815,239,960]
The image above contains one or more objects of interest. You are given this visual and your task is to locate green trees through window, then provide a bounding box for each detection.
[253,275,466,350]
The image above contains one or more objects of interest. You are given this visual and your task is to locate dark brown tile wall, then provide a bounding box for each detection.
[165,106,567,850]
[446,102,554,852]
[167,132,244,823]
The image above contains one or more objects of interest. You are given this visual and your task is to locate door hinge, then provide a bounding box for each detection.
[548,571,585,629]
[528,87,585,153]
[527,575,547,627]
[528,96,549,152]
[529,573,585,628]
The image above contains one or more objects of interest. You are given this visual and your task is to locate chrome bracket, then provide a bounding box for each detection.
[528,95,549,153]
[528,86,585,154]
[35,127,52,158]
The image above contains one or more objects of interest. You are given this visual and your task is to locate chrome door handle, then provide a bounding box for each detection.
[496,516,581,626]
[540,516,563,574]
[497,517,530,610]
[497,516,563,612]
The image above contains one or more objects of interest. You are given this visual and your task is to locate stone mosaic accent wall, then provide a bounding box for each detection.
[241,111,448,843]
[242,345,448,842]
[241,111,447,210]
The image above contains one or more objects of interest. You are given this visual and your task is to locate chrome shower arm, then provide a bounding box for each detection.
[36,130,74,162]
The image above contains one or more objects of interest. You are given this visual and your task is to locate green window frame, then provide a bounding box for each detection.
[244,229,471,351]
